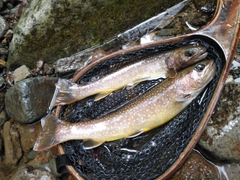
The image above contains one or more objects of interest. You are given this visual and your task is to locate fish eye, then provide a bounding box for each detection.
[184,49,196,57]
[194,64,205,72]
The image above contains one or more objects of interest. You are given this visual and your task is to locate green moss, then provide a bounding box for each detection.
[8,0,188,70]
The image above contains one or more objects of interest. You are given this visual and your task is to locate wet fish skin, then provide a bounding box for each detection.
[34,60,216,151]
[54,45,208,105]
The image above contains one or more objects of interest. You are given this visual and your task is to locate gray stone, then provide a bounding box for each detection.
[0,110,9,127]
[0,15,8,39]
[7,0,182,70]
[0,134,3,155]
[5,77,58,124]
[198,82,240,161]
[217,163,240,180]
[170,150,218,180]
[27,147,61,177]
[0,1,3,11]
[16,121,41,153]
[10,166,55,180]
[0,91,5,106]
[12,64,31,83]
[0,47,8,56]
[3,121,23,165]
[26,150,37,160]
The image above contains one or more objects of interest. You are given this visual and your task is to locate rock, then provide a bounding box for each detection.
[60,173,76,180]
[0,163,16,180]
[0,91,4,105]
[26,150,37,161]
[27,147,61,177]
[0,1,3,11]
[42,63,54,76]
[198,82,240,161]
[0,47,8,56]
[12,64,31,83]
[0,59,6,68]
[0,15,8,39]
[7,0,182,70]
[170,150,219,180]
[2,14,18,29]
[0,119,59,178]
[53,0,211,75]
[16,121,41,153]
[5,77,58,124]
[1,29,13,46]
[216,163,240,180]
[3,120,23,165]
[0,75,5,92]
[0,134,3,155]
[10,165,55,180]
[0,110,9,127]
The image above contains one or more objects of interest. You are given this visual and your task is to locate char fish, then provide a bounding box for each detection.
[34,60,216,151]
[54,45,208,105]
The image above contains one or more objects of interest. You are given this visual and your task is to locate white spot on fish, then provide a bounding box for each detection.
[71,126,79,134]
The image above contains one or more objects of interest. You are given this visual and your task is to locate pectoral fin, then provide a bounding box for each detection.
[94,91,112,101]
[126,82,140,89]
[167,68,177,78]
[126,74,166,90]
[127,130,143,138]
[82,139,104,149]
[176,94,192,102]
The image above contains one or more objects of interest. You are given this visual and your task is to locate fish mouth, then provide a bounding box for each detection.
[207,60,216,72]
[202,60,216,83]
[194,51,208,62]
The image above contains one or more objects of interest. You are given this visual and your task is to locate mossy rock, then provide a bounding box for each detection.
[7,0,182,70]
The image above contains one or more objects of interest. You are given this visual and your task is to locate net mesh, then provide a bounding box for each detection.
[58,38,223,179]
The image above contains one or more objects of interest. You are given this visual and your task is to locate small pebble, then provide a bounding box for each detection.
[10,165,55,180]
[0,1,3,11]
[0,110,8,127]
[0,134,3,155]
[0,15,8,39]
[0,47,8,55]
[2,29,13,45]
[3,120,23,165]
[12,64,31,83]
[0,59,6,67]
[201,3,216,13]
[36,60,44,69]
[43,63,54,75]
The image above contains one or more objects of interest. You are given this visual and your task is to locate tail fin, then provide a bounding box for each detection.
[33,114,63,151]
[54,79,79,105]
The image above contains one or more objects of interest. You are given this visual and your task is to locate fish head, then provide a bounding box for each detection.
[176,60,216,102]
[190,60,216,87]
[166,45,208,70]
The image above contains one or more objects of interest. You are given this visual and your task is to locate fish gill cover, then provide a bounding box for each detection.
[58,38,223,179]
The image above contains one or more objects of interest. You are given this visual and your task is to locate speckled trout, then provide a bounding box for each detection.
[54,45,208,105]
[34,60,216,151]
